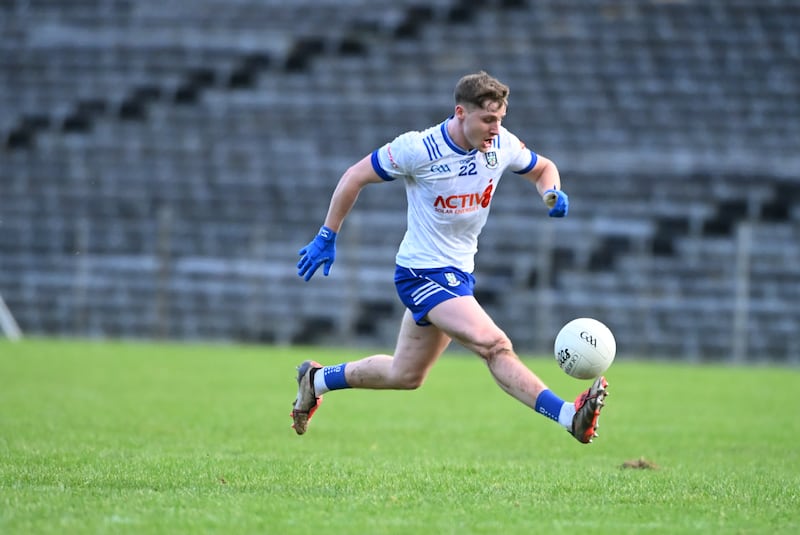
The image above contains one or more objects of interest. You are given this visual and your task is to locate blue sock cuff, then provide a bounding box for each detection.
[534,389,564,422]
[321,363,350,391]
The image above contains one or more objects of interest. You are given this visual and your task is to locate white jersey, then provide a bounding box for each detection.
[371,118,537,272]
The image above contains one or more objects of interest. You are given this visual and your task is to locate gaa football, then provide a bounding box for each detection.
[554,317,616,379]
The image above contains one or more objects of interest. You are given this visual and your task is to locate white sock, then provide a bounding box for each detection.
[313,369,329,395]
[558,403,576,429]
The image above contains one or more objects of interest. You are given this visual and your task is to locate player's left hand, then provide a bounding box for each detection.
[543,188,569,217]
[297,226,337,281]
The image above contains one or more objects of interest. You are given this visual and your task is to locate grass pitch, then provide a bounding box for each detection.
[1,339,798,534]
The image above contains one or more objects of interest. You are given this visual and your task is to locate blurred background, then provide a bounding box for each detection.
[0,0,798,363]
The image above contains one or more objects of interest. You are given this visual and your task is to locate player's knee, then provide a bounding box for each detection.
[392,369,426,390]
[478,333,514,363]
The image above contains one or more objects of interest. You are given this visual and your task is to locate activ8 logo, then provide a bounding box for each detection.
[433,179,494,214]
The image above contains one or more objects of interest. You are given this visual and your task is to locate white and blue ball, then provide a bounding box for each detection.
[554,317,616,379]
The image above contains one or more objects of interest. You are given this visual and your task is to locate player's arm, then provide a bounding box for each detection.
[521,155,568,218]
[522,154,560,196]
[323,154,385,232]
[297,154,384,281]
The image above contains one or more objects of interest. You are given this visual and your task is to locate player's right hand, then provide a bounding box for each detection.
[297,226,337,281]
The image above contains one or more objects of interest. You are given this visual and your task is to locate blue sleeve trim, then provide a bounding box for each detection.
[371,150,395,181]
[512,150,538,175]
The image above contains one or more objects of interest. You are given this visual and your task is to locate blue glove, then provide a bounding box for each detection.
[543,188,569,217]
[297,226,337,281]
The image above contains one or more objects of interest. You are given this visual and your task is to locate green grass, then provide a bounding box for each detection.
[1,339,798,534]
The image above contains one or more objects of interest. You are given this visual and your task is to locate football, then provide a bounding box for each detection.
[554,317,616,379]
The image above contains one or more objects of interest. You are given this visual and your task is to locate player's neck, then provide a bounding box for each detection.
[445,117,473,152]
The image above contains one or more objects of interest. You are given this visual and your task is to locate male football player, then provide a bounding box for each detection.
[293,71,608,443]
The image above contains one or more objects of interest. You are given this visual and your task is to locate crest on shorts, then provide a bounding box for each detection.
[444,272,460,287]
[484,151,498,169]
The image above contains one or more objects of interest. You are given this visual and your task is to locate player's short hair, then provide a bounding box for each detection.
[454,71,509,110]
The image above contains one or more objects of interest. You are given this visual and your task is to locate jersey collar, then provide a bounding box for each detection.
[440,117,478,156]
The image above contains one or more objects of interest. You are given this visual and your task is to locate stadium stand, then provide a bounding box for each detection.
[1,0,798,361]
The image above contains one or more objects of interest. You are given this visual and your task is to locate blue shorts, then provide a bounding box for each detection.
[394,265,476,326]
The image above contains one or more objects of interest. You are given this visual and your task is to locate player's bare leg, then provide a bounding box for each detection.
[426,296,607,442]
[343,309,452,389]
[291,310,451,434]
[426,296,548,408]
